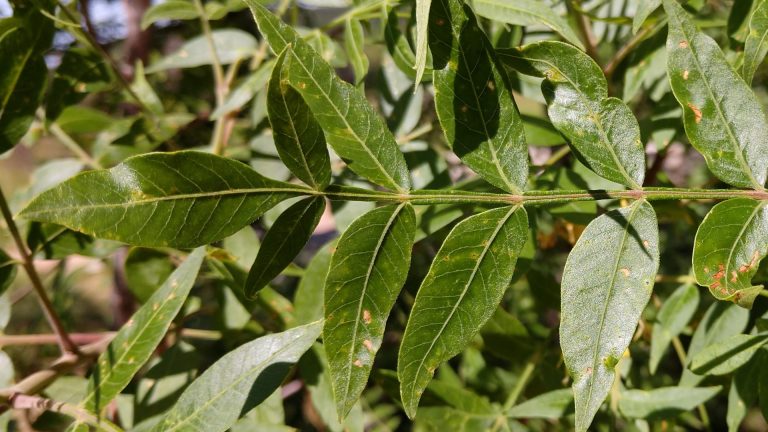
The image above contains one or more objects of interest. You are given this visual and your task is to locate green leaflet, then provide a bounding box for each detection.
[0,249,16,296]
[633,0,662,33]
[246,0,411,193]
[472,0,584,50]
[294,240,334,326]
[19,151,307,248]
[618,386,721,419]
[267,49,331,190]
[560,200,659,432]
[727,351,765,431]
[0,3,54,153]
[141,0,199,30]
[245,196,325,298]
[147,29,257,72]
[398,206,529,418]
[153,321,322,432]
[692,198,768,308]
[69,248,205,430]
[384,8,433,82]
[742,0,768,84]
[690,333,768,376]
[500,42,645,189]
[649,283,699,374]
[507,389,574,419]
[413,0,431,87]
[431,0,528,193]
[680,302,749,387]
[344,18,369,87]
[324,203,416,418]
[664,0,768,189]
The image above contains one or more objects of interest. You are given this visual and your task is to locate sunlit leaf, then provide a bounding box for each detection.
[664,0,768,189]
[560,200,659,431]
[431,0,528,193]
[693,198,768,308]
[742,0,768,84]
[20,151,307,248]
[398,206,529,418]
[324,203,416,418]
[153,321,322,432]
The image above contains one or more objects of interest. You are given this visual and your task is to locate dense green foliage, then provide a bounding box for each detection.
[1,0,768,431]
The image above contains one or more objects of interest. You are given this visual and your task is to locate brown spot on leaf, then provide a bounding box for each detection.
[363,309,372,324]
[363,340,374,351]
[436,18,445,26]
[683,70,689,80]
[679,40,688,48]
[713,263,725,281]
[739,250,760,273]
[620,268,630,277]
[687,103,702,123]
[353,359,363,367]
[731,271,738,282]
[643,240,650,248]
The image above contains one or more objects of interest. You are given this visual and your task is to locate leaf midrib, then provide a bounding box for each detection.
[406,205,516,411]
[274,74,320,189]
[0,27,35,113]
[671,11,762,190]
[20,187,309,217]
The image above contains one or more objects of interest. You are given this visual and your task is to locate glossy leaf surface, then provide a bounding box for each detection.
[430,0,528,193]
[743,0,768,84]
[324,203,416,418]
[501,42,645,189]
[473,0,584,49]
[20,151,306,248]
[153,321,322,432]
[560,200,659,431]
[246,0,411,193]
[693,198,768,308]
[268,48,331,190]
[245,196,325,298]
[398,206,529,418]
[74,248,205,424]
[664,0,768,189]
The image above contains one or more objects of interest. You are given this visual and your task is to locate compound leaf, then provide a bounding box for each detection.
[245,196,325,298]
[664,0,768,189]
[19,151,307,248]
[324,203,416,419]
[560,200,659,431]
[153,321,322,432]
[431,0,528,193]
[398,206,529,418]
[693,198,768,308]
[501,42,645,189]
[246,0,411,193]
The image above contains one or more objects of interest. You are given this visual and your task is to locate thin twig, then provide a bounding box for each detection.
[48,122,102,169]
[0,187,78,354]
[8,394,124,432]
[568,0,600,62]
[603,18,668,78]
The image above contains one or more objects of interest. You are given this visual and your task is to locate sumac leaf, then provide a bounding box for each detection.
[501,42,645,189]
[560,200,659,431]
[413,0,431,87]
[245,196,325,298]
[690,333,768,376]
[664,0,768,189]
[153,321,322,432]
[693,198,768,308]
[268,48,331,190]
[344,18,369,86]
[430,0,528,193]
[19,151,307,248]
[69,248,205,429]
[324,203,416,418]
[649,283,699,373]
[507,389,574,419]
[398,206,529,418]
[246,0,411,193]
[619,386,721,419]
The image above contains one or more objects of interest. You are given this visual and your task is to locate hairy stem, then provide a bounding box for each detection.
[0,187,78,354]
